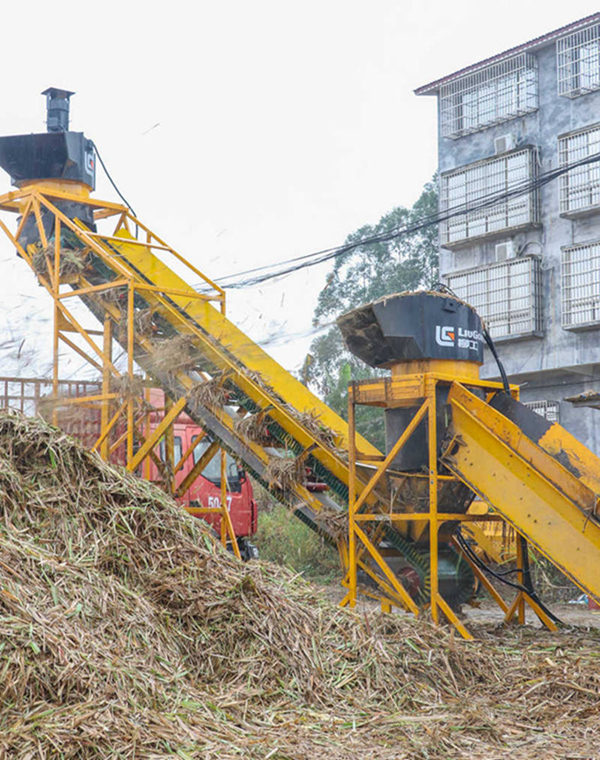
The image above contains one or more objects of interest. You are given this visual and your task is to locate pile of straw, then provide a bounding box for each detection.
[234,410,272,444]
[189,376,228,408]
[149,334,202,374]
[292,408,339,449]
[111,373,145,401]
[32,244,87,278]
[265,454,305,491]
[117,306,157,342]
[0,410,598,759]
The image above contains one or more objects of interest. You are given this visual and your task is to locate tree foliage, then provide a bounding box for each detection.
[305,177,439,448]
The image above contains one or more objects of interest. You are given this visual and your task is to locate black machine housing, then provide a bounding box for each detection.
[0,132,95,191]
[0,88,95,191]
[337,291,484,367]
[0,88,97,247]
[338,291,485,471]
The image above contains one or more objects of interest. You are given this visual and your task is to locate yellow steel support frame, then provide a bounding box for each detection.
[0,184,382,580]
[0,189,239,559]
[445,382,600,611]
[0,182,548,626]
[345,371,545,640]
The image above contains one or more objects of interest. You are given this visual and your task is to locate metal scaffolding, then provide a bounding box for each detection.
[342,366,558,640]
[0,182,240,558]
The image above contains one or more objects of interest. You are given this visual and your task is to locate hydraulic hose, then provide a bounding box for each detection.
[482,327,510,394]
[454,526,563,625]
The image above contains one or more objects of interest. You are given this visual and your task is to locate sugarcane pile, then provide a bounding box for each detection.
[0,410,598,759]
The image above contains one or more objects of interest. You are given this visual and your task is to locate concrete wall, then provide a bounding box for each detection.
[435,43,600,452]
[515,365,600,453]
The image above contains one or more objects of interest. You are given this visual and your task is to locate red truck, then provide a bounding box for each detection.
[144,388,258,559]
[0,377,259,560]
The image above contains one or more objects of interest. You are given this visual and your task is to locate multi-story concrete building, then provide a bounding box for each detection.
[416,13,600,454]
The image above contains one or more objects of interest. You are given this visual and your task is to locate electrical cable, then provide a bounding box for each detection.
[208,150,600,290]
[482,328,510,394]
[433,281,511,392]
[91,141,137,218]
[454,526,563,624]
[436,281,550,615]
[58,141,579,619]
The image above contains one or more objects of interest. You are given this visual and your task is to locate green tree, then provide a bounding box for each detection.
[305,177,439,448]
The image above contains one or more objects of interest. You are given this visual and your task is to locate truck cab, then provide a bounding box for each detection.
[145,389,258,559]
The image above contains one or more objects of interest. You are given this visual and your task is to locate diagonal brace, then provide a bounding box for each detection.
[126,396,187,471]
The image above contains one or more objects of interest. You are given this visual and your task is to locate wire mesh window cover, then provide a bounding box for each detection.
[523,399,560,423]
[446,257,542,339]
[559,125,600,214]
[440,54,538,138]
[557,24,600,97]
[440,149,538,246]
[562,241,600,328]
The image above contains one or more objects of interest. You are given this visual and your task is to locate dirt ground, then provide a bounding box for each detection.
[466,600,600,628]
[325,583,600,629]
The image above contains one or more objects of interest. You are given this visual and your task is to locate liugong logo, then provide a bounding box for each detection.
[435,325,455,347]
[436,325,483,351]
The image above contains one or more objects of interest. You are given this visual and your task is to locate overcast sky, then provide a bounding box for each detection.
[1,0,599,378]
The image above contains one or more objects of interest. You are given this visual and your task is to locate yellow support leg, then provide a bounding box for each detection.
[347,391,357,608]
[427,386,439,626]
[101,316,113,461]
[220,449,241,560]
[435,593,473,641]
[126,284,135,465]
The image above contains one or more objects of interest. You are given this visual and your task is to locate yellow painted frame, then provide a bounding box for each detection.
[0,186,240,558]
[343,367,559,639]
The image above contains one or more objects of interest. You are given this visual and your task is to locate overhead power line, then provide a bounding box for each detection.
[203,151,600,291]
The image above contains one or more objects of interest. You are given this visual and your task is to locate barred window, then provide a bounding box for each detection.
[446,257,542,339]
[559,125,600,215]
[562,241,600,328]
[557,24,600,98]
[523,400,560,423]
[440,149,538,247]
[440,54,538,138]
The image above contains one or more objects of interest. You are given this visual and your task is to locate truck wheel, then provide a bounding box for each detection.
[237,538,259,561]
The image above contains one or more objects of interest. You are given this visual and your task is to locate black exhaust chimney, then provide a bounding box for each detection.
[41,87,75,133]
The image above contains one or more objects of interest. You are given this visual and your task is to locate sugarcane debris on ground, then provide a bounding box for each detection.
[0,410,598,759]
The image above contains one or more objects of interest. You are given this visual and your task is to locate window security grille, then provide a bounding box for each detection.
[557,24,600,98]
[440,54,538,138]
[558,125,600,215]
[446,256,542,339]
[562,241,600,328]
[523,400,560,423]
[440,149,538,247]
